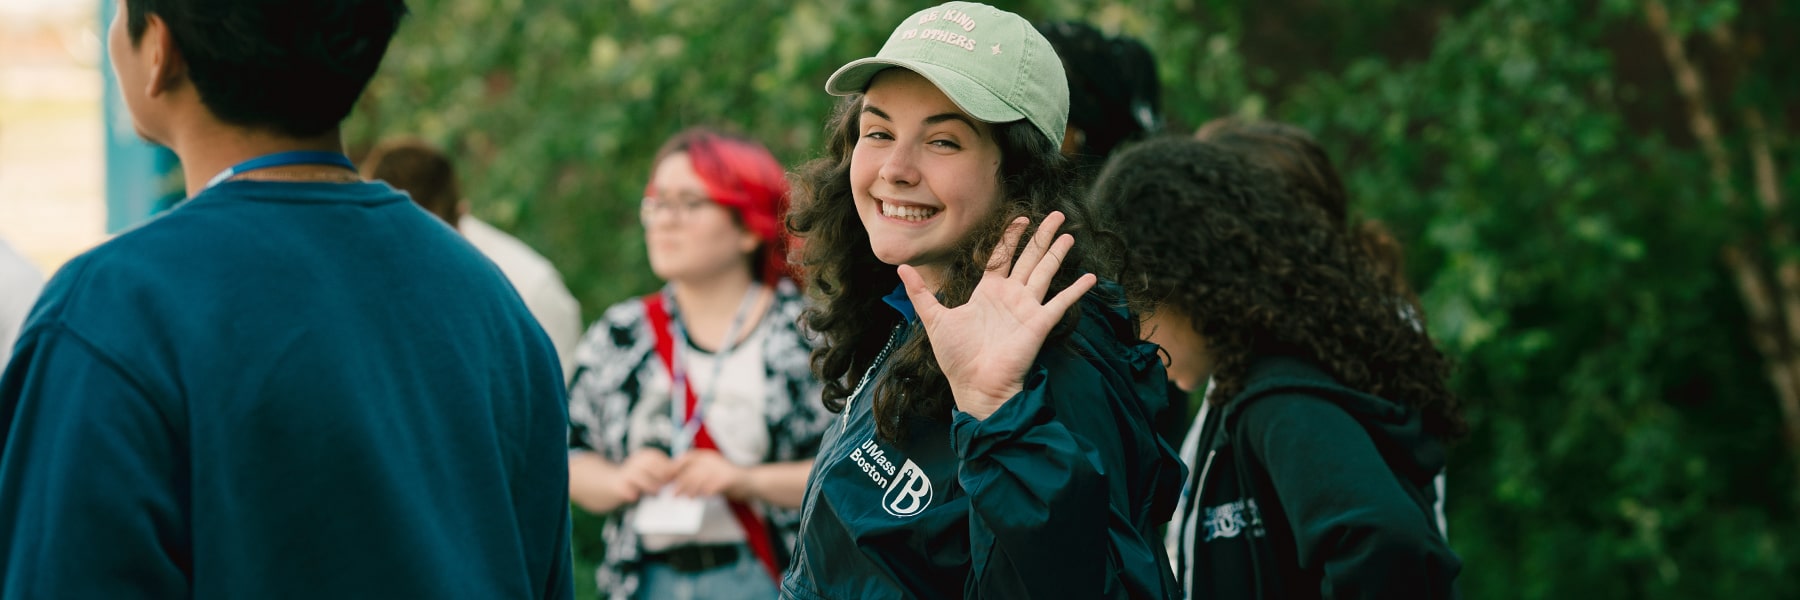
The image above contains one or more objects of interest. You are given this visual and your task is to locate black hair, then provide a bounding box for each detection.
[126,0,409,138]
[1036,21,1163,173]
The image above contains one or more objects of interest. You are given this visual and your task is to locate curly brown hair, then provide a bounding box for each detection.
[1196,117,1422,313]
[1093,137,1465,440]
[788,93,1114,443]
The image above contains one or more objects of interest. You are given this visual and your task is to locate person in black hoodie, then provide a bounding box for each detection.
[778,3,1185,599]
[1194,117,1448,539]
[1092,136,1465,599]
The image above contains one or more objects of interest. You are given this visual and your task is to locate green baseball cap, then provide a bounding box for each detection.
[825,2,1070,149]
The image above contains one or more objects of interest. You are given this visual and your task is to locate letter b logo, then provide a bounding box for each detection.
[882,460,933,517]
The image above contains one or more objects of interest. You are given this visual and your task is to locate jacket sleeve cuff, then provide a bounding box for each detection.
[951,364,1054,461]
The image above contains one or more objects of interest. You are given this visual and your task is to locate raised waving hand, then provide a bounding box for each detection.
[897,211,1097,420]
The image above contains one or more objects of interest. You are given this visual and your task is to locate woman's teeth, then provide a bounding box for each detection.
[882,202,939,221]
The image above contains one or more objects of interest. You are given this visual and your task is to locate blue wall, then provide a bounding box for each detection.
[100,0,181,233]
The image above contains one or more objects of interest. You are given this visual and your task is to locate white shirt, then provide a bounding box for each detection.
[458,216,582,379]
[638,324,770,551]
[0,238,45,368]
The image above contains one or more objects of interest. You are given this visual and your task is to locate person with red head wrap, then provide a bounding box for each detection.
[565,128,829,599]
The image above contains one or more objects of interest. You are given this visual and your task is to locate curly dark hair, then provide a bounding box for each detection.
[788,93,1114,443]
[1093,137,1465,440]
[1196,117,1422,313]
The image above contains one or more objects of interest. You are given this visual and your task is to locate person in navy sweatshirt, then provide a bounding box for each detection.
[0,1,573,597]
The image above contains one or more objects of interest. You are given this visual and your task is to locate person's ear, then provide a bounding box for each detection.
[1060,126,1085,156]
[739,228,762,255]
[143,14,187,98]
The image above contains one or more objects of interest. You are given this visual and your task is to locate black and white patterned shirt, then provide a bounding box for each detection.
[567,279,829,599]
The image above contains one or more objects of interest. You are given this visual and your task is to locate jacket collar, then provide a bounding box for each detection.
[882,284,919,323]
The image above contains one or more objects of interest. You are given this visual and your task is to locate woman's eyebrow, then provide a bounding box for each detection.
[860,104,982,138]
[924,113,982,138]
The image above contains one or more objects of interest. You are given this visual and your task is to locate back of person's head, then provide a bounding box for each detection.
[1196,117,1419,309]
[650,128,793,286]
[1195,117,1346,223]
[124,0,409,138]
[362,139,460,225]
[1037,20,1162,172]
[1093,137,1463,439]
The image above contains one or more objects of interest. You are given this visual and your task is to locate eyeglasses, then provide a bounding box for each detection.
[639,194,716,223]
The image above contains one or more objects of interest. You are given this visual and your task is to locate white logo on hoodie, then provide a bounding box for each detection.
[1203,499,1265,541]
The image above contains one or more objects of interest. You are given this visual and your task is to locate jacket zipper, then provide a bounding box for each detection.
[1182,447,1218,585]
[1193,449,1217,511]
[792,326,902,574]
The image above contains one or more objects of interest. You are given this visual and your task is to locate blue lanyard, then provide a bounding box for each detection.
[203,151,356,191]
[667,284,764,455]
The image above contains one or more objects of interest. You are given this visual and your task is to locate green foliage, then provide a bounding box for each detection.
[1165,0,1800,597]
[349,0,1799,597]
[349,0,915,323]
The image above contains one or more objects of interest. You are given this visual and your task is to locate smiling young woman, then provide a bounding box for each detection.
[778,3,1185,599]
[848,69,1005,287]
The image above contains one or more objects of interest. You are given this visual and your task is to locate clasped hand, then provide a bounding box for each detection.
[613,448,748,502]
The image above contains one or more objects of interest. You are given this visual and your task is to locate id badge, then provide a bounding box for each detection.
[632,489,705,535]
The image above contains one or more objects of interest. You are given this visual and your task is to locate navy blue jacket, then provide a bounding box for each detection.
[0,181,574,599]
[780,285,1185,599]
[1176,357,1460,599]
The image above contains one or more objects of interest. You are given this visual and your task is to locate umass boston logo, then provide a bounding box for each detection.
[882,460,933,517]
[849,438,934,517]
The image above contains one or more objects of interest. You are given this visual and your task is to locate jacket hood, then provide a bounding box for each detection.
[1067,280,1186,524]
[1219,356,1446,484]
[1073,281,1173,420]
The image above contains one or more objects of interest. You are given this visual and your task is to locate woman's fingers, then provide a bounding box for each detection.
[908,212,1086,335]
[1026,234,1076,299]
[1009,211,1066,285]
[612,482,642,504]
[1042,273,1098,323]
[626,469,664,495]
[986,217,1031,274]
[664,457,734,498]
[897,264,944,323]
[639,459,672,482]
